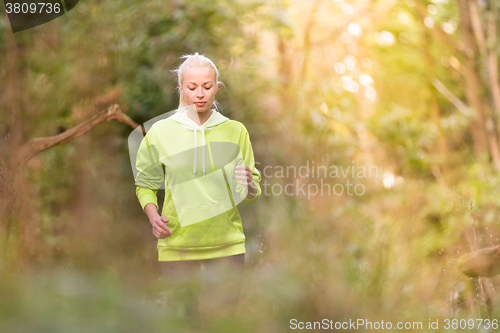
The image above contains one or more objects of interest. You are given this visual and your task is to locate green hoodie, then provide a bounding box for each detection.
[134,108,262,261]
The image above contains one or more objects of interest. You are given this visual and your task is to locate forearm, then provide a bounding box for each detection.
[144,203,160,222]
[136,186,159,212]
[245,180,259,200]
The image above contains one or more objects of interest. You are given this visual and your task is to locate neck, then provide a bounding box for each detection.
[186,107,213,126]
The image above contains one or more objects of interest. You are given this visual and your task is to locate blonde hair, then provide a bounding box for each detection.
[171,52,225,112]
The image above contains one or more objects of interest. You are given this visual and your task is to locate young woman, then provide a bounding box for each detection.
[134,52,262,317]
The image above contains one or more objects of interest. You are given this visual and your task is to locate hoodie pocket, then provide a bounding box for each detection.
[166,202,244,248]
[170,219,181,235]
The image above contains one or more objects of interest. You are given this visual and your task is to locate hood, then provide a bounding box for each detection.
[169,107,230,178]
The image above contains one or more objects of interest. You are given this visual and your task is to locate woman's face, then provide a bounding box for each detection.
[180,66,218,113]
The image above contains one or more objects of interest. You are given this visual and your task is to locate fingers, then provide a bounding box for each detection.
[235,172,251,179]
[235,165,252,183]
[153,228,163,239]
[152,222,171,234]
[235,165,251,173]
[236,178,253,186]
[153,225,172,239]
[151,216,172,239]
[151,218,170,231]
[153,230,170,239]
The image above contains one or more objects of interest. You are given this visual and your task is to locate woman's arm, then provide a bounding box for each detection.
[134,128,171,238]
[236,126,262,204]
[235,164,259,200]
[144,203,171,239]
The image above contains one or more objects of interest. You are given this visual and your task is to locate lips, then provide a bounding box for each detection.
[195,102,206,106]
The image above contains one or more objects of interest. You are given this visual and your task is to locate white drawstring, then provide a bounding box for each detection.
[193,128,197,178]
[202,127,206,177]
[190,124,215,179]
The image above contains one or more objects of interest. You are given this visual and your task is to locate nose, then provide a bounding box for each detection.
[197,87,204,98]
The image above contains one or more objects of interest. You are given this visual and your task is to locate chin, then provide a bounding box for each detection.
[196,106,210,112]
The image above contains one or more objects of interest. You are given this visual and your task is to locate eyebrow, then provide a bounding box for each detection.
[187,82,213,85]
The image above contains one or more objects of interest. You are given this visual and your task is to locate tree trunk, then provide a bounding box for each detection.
[419,12,448,170]
[0,28,35,268]
[457,0,491,159]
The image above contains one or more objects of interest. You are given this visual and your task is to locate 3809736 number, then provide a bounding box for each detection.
[5,2,61,14]
[443,318,498,330]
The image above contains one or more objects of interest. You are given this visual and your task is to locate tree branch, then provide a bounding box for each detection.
[469,0,487,61]
[486,0,500,115]
[8,104,143,176]
[431,77,470,114]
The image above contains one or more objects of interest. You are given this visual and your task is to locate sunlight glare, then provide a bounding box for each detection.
[375,31,395,46]
[364,88,377,103]
[359,74,374,87]
[424,17,434,28]
[334,62,347,74]
[341,76,359,92]
[398,13,409,24]
[347,23,362,36]
[442,22,455,34]
[383,172,404,189]
[343,55,356,70]
[427,4,437,15]
[342,4,353,14]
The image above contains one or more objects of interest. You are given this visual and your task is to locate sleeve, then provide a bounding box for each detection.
[135,128,165,212]
[240,127,262,204]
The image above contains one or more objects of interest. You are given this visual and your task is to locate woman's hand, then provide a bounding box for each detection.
[150,215,172,239]
[235,165,258,200]
[144,203,172,239]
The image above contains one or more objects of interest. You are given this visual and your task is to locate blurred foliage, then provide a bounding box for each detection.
[1,0,500,331]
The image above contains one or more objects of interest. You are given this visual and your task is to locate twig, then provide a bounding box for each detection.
[432,78,470,115]
[8,104,142,177]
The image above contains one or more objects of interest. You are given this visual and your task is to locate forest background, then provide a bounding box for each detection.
[1,0,500,331]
